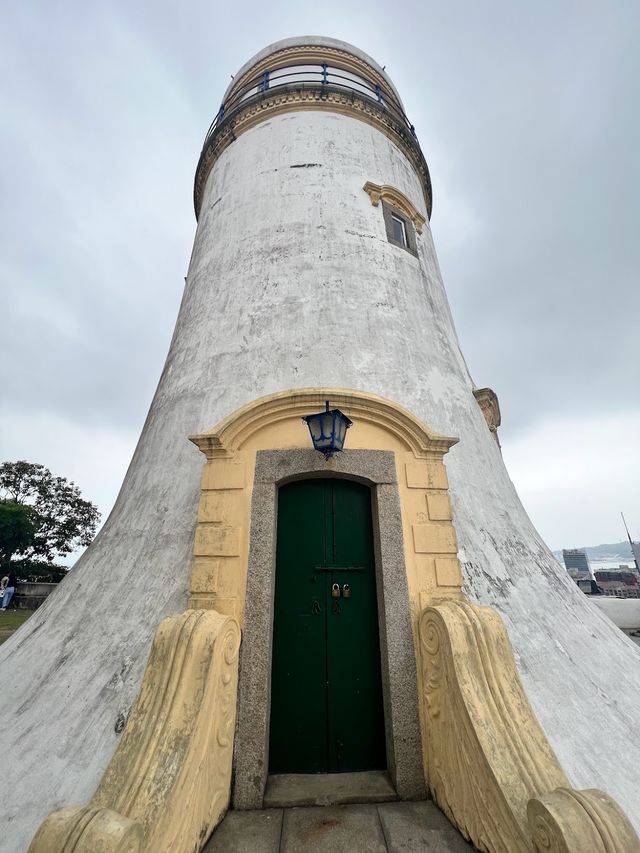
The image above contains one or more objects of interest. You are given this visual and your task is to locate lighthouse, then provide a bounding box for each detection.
[4,36,640,853]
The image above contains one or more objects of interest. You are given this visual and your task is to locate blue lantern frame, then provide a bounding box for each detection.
[302,400,353,458]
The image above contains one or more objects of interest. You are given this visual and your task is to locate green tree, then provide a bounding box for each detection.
[0,501,36,564]
[0,461,100,564]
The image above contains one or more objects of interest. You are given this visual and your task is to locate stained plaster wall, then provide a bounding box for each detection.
[2,95,640,851]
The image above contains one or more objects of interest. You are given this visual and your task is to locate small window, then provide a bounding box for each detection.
[391,214,407,247]
[380,200,418,256]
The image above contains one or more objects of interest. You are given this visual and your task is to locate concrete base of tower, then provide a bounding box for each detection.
[23,388,640,853]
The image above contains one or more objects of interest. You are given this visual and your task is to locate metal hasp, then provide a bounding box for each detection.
[302,399,353,458]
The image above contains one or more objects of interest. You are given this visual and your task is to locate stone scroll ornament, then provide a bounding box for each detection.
[419,599,640,853]
[29,609,241,853]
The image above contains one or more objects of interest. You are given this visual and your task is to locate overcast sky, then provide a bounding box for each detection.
[1,0,638,556]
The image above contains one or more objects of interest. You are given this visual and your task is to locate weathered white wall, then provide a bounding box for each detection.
[2,80,640,851]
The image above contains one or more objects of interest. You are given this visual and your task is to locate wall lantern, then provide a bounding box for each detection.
[302,400,353,458]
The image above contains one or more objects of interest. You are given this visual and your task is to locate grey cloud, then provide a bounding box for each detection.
[1,1,638,543]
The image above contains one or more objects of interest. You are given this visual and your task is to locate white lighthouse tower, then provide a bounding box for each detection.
[4,37,640,853]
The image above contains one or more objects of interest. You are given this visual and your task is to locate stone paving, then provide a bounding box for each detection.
[203,801,475,852]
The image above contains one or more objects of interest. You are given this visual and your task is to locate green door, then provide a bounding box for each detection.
[269,478,386,774]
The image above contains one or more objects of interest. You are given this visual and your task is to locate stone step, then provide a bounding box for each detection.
[263,771,398,807]
[203,801,475,852]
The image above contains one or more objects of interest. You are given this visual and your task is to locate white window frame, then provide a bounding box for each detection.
[391,214,407,247]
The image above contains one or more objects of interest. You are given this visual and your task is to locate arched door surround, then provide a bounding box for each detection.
[188,389,461,808]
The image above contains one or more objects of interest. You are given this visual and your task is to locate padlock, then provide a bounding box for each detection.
[342,584,351,599]
[331,583,341,598]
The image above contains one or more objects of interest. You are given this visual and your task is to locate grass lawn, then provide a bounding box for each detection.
[0,609,33,645]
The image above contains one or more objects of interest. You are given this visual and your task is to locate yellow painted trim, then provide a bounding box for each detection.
[189,387,457,458]
[187,388,464,624]
[528,788,640,852]
[418,599,640,853]
[29,610,241,853]
[473,387,501,445]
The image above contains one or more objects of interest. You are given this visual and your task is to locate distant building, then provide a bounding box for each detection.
[563,548,591,578]
[595,570,638,585]
[577,578,601,595]
[594,569,640,598]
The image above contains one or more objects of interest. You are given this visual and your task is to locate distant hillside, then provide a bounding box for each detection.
[553,540,634,561]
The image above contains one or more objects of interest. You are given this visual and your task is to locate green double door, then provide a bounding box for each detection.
[269,478,386,774]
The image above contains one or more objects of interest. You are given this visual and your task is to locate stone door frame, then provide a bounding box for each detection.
[231,448,426,808]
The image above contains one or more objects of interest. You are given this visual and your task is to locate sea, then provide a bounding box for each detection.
[554,558,637,572]
[590,559,637,571]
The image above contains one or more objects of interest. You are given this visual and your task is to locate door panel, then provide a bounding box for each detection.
[269,480,328,772]
[328,479,386,771]
[269,478,386,774]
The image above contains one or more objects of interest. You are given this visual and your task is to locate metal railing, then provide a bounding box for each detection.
[201,62,417,151]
